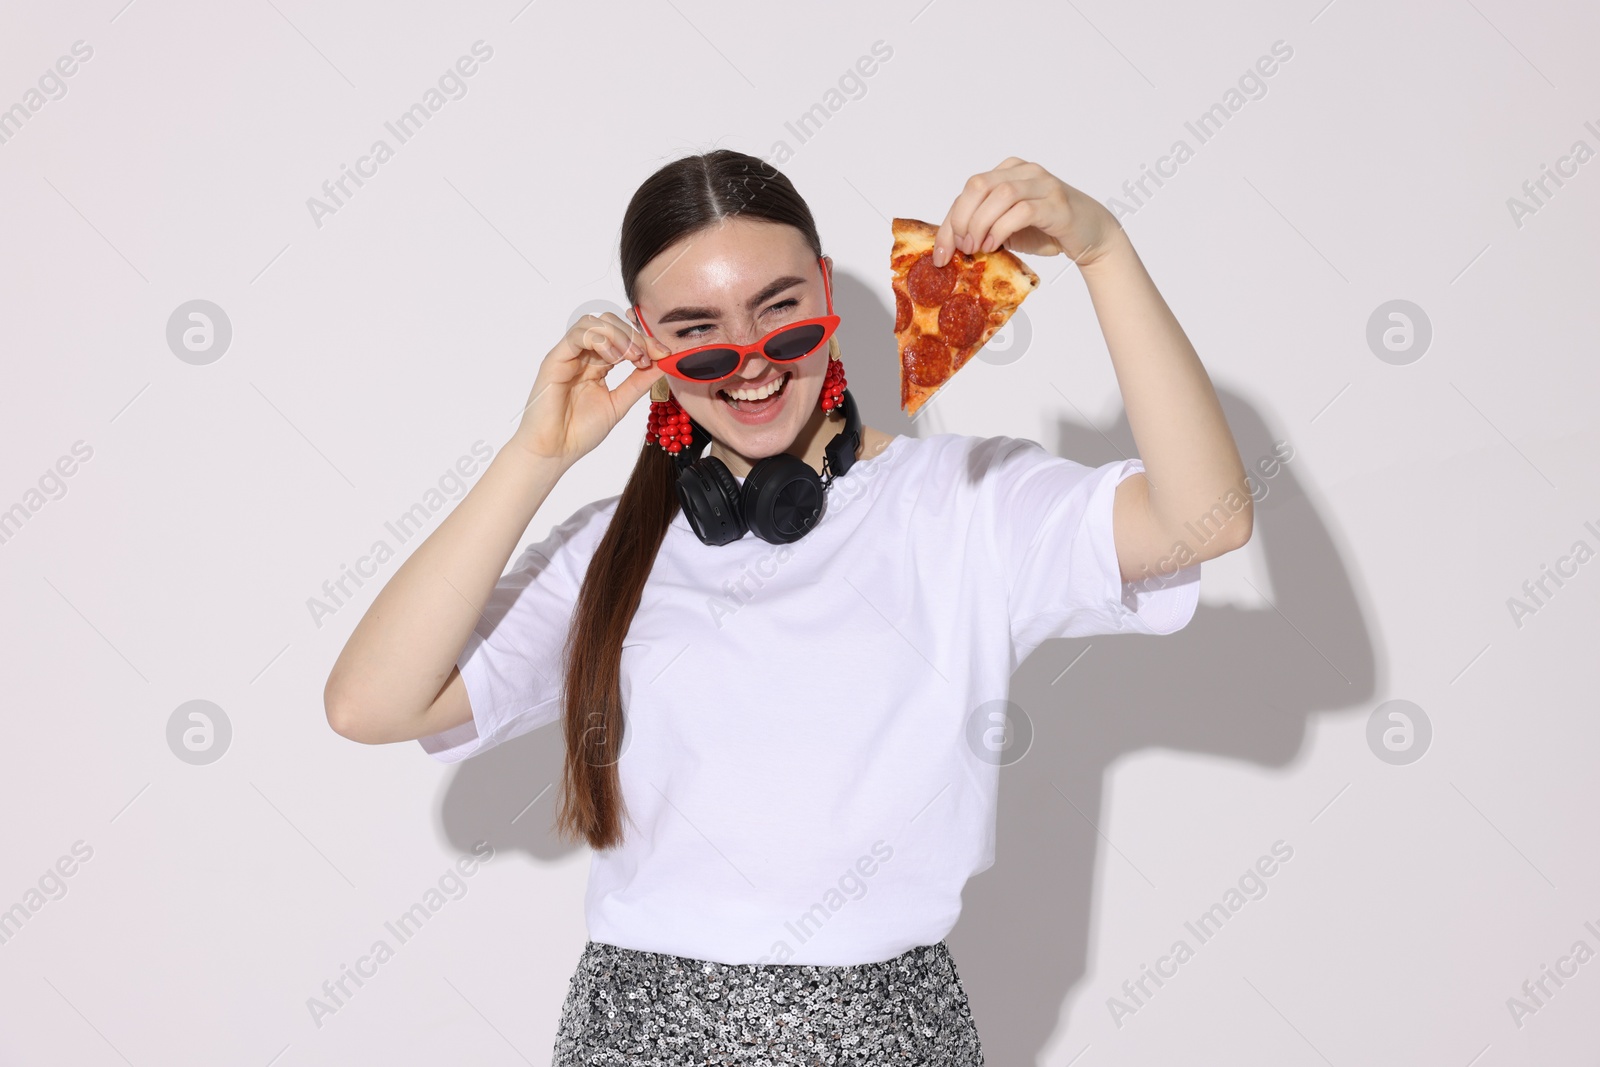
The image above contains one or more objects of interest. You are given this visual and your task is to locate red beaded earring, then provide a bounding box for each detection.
[820,336,848,415]
[645,337,848,454]
[645,380,693,455]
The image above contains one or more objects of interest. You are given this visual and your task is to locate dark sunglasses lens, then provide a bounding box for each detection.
[763,324,826,362]
[678,348,743,381]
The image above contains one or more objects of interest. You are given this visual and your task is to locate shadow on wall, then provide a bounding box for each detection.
[826,268,919,438]
[949,388,1379,1066]
[428,272,1378,1062]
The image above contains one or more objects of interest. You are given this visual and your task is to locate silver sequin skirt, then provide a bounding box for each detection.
[552,939,986,1066]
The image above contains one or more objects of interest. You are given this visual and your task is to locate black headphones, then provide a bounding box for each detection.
[672,387,863,546]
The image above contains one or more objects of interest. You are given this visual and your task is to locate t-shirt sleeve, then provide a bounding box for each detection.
[976,437,1201,661]
[417,496,617,764]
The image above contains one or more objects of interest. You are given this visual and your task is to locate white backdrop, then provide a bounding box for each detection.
[2,0,1597,1063]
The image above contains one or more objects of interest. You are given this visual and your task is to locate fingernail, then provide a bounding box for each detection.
[981,235,996,253]
[933,243,945,266]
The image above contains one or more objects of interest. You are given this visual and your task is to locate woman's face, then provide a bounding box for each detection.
[631,217,831,466]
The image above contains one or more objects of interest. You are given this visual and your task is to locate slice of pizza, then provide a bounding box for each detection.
[891,217,1040,417]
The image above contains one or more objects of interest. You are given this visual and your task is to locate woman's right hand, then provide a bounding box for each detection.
[511,312,670,465]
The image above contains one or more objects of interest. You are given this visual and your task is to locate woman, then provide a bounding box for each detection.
[325,149,1250,1064]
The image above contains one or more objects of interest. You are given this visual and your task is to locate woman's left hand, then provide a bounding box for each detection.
[932,157,1123,270]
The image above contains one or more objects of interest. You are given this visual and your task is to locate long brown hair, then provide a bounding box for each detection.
[555,150,823,850]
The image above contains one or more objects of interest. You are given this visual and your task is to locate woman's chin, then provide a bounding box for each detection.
[695,389,816,460]
[710,413,799,459]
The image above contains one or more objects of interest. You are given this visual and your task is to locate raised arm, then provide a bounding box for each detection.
[933,156,1252,585]
[323,312,669,744]
[323,447,568,744]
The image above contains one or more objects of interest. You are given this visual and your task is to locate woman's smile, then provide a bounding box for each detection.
[717,369,792,422]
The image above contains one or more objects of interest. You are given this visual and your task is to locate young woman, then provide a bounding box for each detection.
[325,149,1250,1064]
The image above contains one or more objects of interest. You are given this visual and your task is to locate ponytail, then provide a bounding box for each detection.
[553,149,824,849]
[554,442,678,849]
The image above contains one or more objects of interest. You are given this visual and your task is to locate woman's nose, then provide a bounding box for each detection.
[729,351,774,381]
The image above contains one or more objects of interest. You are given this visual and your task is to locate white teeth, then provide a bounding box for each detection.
[722,373,788,402]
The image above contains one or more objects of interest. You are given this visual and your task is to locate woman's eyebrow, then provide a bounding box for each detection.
[656,275,807,324]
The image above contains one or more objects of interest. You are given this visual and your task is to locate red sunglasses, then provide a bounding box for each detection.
[632,256,841,384]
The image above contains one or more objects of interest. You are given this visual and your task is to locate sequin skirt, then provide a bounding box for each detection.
[552,939,985,1066]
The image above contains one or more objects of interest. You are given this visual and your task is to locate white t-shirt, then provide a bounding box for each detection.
[419,432,1201,965]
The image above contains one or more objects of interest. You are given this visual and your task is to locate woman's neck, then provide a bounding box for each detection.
[709,411,893,479]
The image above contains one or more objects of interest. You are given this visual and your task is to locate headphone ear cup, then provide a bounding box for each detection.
[677,456,747,546]
[741,455,825,544]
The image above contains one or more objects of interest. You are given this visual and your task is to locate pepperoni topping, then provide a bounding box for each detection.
[907,252,958,307]
[937,293,985,348]
[894,288,912,333]
[904,334,951,388]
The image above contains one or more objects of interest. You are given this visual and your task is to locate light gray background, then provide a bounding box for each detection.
[2,0,1596,1063]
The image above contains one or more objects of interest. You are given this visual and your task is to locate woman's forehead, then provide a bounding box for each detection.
[638,221,815,307]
